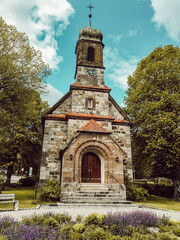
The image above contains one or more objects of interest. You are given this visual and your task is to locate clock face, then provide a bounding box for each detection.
[87,69,95,77]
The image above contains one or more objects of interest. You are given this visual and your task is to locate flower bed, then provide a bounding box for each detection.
[0,211,179,240]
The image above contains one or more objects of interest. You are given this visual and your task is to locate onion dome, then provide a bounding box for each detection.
[78,27,103,42]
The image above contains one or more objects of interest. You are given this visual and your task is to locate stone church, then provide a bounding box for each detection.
[39,14,133,203]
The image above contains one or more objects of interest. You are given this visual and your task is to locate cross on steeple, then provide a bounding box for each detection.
[87,3,94,27]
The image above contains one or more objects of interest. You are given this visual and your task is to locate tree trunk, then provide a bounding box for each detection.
[5,165,14,185]
[173,165,180,200]
[173,179,180,200]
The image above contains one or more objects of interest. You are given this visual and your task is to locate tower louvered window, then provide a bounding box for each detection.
[88,47,95,61]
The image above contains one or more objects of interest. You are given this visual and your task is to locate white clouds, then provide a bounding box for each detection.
[0,0,74,68]
[106,34,122,44]
[128,29,137,37]
[151,0,180,41]
[104,46,138,90]
[41,84,64,106]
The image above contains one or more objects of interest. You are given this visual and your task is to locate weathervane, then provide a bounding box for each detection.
[87,3,94,27]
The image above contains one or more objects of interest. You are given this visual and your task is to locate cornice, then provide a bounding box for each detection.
[70,83,111,93]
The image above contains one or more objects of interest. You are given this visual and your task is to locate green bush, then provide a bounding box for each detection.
[121,232,157,240]
[136,182,173,198]
[172,226,180,237]
[73,224,85,233]
[125,176,149,201]
[19,176,36,186]
[22,212,71,230]
[85,213,104,226]
[0,174,6,190]
[75,215,83,223]
[159,221,180,237]
[156,232,178,240]
[83,225,119,240]
[37,180,61,202]
[61,224,74,239]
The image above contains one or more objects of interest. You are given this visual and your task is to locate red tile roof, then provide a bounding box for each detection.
[66,111,114,120]
[112,120,129,123]
[46,114,66,120]
[46,113,130,126]
[71,83,111,93]
[78,119,110,133]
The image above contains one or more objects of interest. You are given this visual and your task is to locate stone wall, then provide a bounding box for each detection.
[71,89,109,115]
[67,119,112,140]
[76,66,105,87]
[76,41,104,68]
[39,120,68,182]
[53,94,72,115]
[109,101,124,120]
[111,124,133,178]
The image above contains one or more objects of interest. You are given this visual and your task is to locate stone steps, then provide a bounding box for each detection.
[80,183,109,190]
[61,196,128,204]
[61,183,127,204]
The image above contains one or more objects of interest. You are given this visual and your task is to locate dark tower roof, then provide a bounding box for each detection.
[78,27,103,42]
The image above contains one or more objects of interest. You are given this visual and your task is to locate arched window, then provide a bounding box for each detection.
[87,47,95,61]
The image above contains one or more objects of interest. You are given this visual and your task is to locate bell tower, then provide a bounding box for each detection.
[75,4,105,87]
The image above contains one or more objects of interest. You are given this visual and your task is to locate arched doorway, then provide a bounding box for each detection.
[81,152,101,183]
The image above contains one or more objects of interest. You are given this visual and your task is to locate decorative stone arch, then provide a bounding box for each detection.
[74,139,113,184]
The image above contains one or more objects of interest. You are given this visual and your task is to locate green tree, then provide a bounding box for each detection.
[0,17,51,183]
[125,45,180,199]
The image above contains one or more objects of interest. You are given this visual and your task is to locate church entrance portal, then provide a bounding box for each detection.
[81,152,101,183]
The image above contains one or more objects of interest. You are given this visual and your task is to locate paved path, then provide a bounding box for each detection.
[0,204,180,221]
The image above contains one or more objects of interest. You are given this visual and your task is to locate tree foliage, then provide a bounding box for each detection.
[0,17,51,183]
[125,45,180,181]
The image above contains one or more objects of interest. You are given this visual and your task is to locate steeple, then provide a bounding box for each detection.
[87,3,94,27]
[75,5,105,87]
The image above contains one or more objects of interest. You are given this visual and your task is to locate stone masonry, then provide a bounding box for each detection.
[39,24,133,202]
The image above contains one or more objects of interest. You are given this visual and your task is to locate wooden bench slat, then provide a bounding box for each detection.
[0,194,19,211]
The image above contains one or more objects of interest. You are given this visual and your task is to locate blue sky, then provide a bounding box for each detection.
[1,0,180,106]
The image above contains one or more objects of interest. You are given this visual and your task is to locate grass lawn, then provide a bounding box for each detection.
[134,195,180,211]
[1,185,180,211]
[0,184,37,210]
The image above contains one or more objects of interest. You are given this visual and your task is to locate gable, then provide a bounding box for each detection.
[78,119,111,134]
[109,95,130,122]
[43,91,72,117]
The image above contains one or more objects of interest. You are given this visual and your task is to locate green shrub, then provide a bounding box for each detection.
[126,184,149,201]
[172,226,180,237]
[156,232,178,240]
[73,224,85,233]
[83,225,118,240]
[125,225,149,236]
[75,215,83,223]
[0,173,6,191]
[61,224,73,238]
[19,176,36,186]
[22,212,71,230]
[121,232,157,240]
[136,182,173,198]
[159,224,171,233]
[125,176,149,201]
[37,180,61,202]
[85,213,104,226]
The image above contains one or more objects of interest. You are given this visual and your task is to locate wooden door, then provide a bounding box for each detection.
[81,152,101,183]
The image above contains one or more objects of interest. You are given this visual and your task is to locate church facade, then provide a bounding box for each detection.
[39,21,133,202]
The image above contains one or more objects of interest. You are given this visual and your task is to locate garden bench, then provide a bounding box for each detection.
[0,194,19,211]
